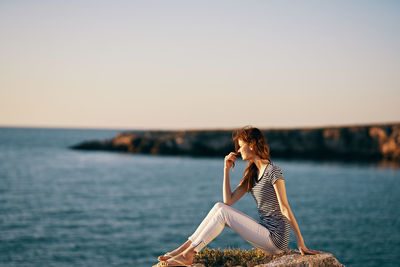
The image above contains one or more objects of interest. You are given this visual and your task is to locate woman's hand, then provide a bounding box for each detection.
[297,240,323,255]
[224,152,239,169]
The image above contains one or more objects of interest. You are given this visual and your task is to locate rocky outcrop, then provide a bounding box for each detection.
[256,249,344,267]
[69,123,400,164]
[190,248,344,267]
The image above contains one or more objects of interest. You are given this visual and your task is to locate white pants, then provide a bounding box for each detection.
[188,202,284,254]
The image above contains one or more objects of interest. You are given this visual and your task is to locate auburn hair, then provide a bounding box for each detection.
[232,125,271,192]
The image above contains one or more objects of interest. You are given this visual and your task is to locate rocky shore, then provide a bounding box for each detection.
[253,249,344,267]
[191,248,344,267]
[69,123,400,164]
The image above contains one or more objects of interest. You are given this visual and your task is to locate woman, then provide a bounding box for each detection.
[153,126,321,267]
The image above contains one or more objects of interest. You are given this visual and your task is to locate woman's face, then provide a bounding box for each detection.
[238,139,255,161]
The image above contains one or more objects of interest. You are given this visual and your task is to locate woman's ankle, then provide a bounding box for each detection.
[183,245,197,255]
[174,240,192,253]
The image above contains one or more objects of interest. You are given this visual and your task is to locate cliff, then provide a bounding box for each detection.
[69,122,400,164]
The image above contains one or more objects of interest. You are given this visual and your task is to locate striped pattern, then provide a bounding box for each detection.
[250,161,290,251]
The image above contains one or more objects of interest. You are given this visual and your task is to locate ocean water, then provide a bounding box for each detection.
[0,127,399,267]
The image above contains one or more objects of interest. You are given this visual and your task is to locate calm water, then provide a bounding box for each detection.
[0,127,399,267]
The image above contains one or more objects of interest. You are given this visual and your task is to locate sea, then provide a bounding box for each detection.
[0,127,399,267]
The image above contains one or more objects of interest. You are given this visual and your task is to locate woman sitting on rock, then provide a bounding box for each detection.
[153,126,322,267]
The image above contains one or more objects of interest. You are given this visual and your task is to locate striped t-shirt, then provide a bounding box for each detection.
[249,161,290,251]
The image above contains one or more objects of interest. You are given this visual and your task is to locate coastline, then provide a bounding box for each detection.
[69,122,400,164]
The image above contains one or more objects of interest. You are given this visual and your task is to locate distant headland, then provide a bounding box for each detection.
[69,122,400,164]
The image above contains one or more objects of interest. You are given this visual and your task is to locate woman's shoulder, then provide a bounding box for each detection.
[269,161,283,174]
[269,160,280,169]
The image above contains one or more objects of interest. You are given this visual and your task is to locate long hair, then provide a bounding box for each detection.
[232,125,271,192]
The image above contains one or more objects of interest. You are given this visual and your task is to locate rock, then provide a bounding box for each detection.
[190,249,344,267]
[255,249,344,267]
[186,248,345,267]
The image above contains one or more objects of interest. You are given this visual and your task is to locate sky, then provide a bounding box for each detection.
[0,0,399,131]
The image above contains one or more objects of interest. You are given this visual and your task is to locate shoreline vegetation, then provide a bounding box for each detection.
[188,247,344,267]
[69,122,400,166]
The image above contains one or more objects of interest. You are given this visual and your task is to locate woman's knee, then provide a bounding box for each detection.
[213,202,227,210]
[210,202,229,215]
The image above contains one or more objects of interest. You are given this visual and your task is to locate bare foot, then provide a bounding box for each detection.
[158,240,192,261]
[164,251,195,266]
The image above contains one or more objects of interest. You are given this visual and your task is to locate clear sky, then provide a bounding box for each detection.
[0,0,399,130]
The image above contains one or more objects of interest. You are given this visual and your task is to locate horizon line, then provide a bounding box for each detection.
[0,121,399,132]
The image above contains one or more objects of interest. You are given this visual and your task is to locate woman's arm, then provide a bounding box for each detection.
[223,167,233,204]
[273,179,304,243]
[223,152,246,206]
[223,167,246,206]
[273,179,322,255]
